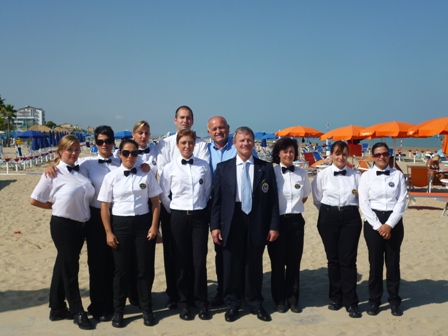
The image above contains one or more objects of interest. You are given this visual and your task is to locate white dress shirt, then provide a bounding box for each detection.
[31,161,95,222]
[235,155,254,202]
[312,164,360,210]
[159,156,212,211]
[79,154,121,209]
[157,134,210,176]
[97,165,162,216]
[358,165,407,230]
[275,164,311,215]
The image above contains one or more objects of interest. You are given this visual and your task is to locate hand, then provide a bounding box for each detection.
[147,226,159,240]
[44,165,58,178]
[106,232,119,249]
[141,163,150,173]
[266,230,279,242]
[377,224,392,239]
[211,229,222,245]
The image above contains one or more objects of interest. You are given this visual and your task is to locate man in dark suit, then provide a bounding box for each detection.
[210,126,279,322]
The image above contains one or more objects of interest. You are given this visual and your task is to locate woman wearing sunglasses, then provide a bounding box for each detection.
[30,135,96,330]
[98,139,162,328]
[311,140,362,318]
[358,142,406,317]
[159,129,212,321]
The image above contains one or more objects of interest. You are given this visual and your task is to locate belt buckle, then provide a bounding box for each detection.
[338,206,342,212]
[186,210,193,216]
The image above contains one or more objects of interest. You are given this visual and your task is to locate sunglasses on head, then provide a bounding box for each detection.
[96,139,114,146]
[121,150,139,157]
[373,152,390,158]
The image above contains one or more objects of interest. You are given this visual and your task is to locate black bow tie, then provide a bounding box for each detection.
[282,166,295,174]
[377,170,390,176]
[67,165,79,172]
[138,148,150,154]
[182,159,194,165]
[98,158,112,164]
[123,167,137,177]
[334,170,347,176]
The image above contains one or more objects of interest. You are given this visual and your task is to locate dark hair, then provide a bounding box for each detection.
[371,142,389,154]
[94,125,115,142]
[233,126,254,141]
[119,139,138,152]
[175,105,194,119]
[330,140,349,155]
[176,129,197,143]
[271,138,298,164]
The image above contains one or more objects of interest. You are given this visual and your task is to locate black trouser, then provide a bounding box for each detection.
[364,210,404,306]
[268,213,305,307]
[111,213,156,313]
[170,209,209,309]
[317,205,362,308]
[223,203,266,311]
[160,206,179,302]
[85,207,114,316]
[49,216,86,314]
[214,242,224,297]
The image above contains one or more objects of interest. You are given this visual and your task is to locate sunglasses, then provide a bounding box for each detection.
[121,150,139,157]
[96,139,114,146]
[373,152,390,158]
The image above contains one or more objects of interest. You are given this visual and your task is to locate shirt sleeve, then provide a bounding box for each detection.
[97,173,114,203]
[358,172,382,230]
[30,173,53,203]
[156,140,169,177]
[385,172,407,228]
[203,163,212,202]
[196,141,210,164]
[146,173,162,198]
[302,171,311,198]
[159,168,172,211]
[311,172,323,210]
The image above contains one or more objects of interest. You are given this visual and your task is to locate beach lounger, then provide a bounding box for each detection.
[407,191,448,217]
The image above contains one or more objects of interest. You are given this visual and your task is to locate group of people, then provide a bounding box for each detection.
[29,105,407,331]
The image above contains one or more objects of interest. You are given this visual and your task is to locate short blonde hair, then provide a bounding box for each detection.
[432,154,441,161]
[55,135,80,164]
[133,120,150,133]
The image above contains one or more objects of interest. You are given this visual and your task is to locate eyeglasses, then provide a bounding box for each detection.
[373,152,390,158]
[121,150,139,157]
[65,149,81,153]
[96,139,114,146]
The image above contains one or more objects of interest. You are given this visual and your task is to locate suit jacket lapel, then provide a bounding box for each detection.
[253,158,263,190]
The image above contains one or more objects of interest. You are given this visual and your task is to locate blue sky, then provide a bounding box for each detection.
[1,0,447,136]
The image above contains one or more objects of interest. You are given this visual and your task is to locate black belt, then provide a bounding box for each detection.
[280,213,302,218]
[322,204,358,212]
[171,209,206,216]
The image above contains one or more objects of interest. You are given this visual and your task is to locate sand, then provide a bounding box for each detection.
[1,146,448,335]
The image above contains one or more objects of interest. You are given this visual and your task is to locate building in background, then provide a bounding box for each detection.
[13,106,46,128]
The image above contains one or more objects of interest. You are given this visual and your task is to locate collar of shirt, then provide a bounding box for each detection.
[372,165,391,173]
[330,164,348,173]
[177,155,194,165]
[236,155,254,166]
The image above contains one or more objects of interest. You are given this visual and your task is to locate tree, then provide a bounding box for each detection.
[45,120,57,128]
[1,104,17,147]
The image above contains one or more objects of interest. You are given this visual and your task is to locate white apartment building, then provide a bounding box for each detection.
[13,105,46,128]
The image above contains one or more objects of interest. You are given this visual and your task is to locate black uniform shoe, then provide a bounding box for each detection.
[111,312,124,328]
[328,301,343,311]
[198,307,211,320]
[290,305,302,313]
[276,304,287,313]
[224,308,239,322]
[366,304,379,316]
[49,307,72,321]
[179,308,192,321]
[391,305,403,316]
[73,312,94,330]
[347,306,362,318]
[143,310,155,326]
[251,307,272,322]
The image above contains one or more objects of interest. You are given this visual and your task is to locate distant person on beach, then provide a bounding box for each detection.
[98,139,162,328]
[358,142,407,317]
[311,140,362,318]
[211,126,279,323]
[156,105,210,310]
[159,130,212,321]
[268,138,311,314]
[30,135,95,330]
[427,154,444,183]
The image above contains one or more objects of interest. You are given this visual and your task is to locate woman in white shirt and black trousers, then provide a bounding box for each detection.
[98,139,162,328]
[160,129,212,321]
[268,138,311,314]
[358,142,406,317]
[30,135,96,330]
[311,141,362,318]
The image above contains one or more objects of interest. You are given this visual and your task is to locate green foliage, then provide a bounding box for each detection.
[45,120,58,128]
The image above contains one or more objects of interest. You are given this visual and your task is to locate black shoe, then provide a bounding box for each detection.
[276,304,287,313]
[73,312,94,330]
[143,310,155,326]
[224,308,239,322]
[93,312,113,322]
[179,308,192,321]
[251,307,272,322]
[391,305,403,316]
[366,304,379,316]
[111,312,124,328]
[328,301,343,311]
[49,307,72,321]
[198,307,210,320]
[211,293,224,307]
[166,299,178,310]
[290,305,302,313]
[346,306,362,318]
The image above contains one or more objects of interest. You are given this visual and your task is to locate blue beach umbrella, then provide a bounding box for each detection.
[115,130,133,139]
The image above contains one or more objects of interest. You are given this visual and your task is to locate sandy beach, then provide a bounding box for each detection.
[1,147,448,335]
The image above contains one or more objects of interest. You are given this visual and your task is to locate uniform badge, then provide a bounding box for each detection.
[294,183,301,189]
[199,179,203,185]
[152,160,156,166]
[261,179,269,193]
[389,182,395,187]
[140,183,147,189]
[352,189,358,196]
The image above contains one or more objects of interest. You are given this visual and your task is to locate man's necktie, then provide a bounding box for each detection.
[98,159,112,164]
[123,167,137,177]
[67,165,79,172]
[282,165,295,174]
[334,170,347,176]
[138,148,150,154]
[181,159,194,165]
[376,170,390,176]
[241,162,252,214]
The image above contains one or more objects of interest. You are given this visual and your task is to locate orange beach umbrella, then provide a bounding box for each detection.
[276,125,323,138]
[319,125,366,141]
[408,117,448,137]
[360,120,416,138]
